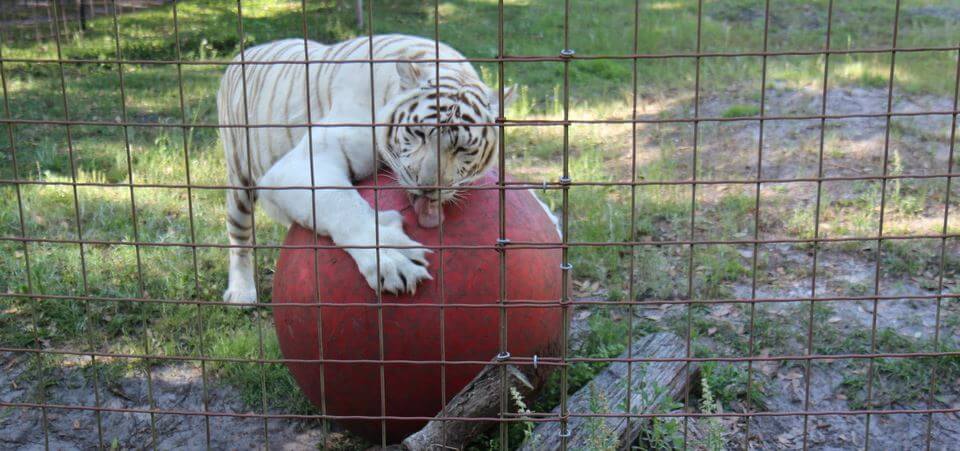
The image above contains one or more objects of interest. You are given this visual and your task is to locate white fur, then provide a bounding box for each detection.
[217,35,512,303]
[530,190,562,239]
[257,126,432,296]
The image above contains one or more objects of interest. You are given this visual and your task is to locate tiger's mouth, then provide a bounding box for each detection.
[410,193,443,228]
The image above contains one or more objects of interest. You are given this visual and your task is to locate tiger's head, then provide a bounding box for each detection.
[378,61,516,228]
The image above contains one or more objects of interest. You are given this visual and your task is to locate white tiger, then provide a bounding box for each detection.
[217,34,516,303]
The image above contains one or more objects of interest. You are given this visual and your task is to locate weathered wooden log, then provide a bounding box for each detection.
[400,360,548,450]
[518,332,695,450]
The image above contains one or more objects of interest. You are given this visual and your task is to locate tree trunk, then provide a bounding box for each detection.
[355,0,363,30]
[77,0,88,31]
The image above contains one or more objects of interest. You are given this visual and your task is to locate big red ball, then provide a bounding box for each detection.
[271,171,564,443]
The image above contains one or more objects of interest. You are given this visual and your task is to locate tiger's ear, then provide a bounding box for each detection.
[489,84,519,112]
[396,62,426,90]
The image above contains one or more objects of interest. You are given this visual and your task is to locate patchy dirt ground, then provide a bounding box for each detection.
[720,245,960,449]
[0,353,327,450]
[747,250,956,449]
[740,365,960,450]
[632,245,960,450]
[699,86,959,450]
[578,85,959,449]
[661,83,957,179]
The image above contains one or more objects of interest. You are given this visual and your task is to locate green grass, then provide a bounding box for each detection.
[807,303,960,409]
[682,304,789,358]
[721,104,760,118]
[207,321,319,414]
[1,0,959,447]
[836,330,960,410]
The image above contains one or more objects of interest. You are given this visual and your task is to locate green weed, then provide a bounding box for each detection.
[697,375,726,451]
[698,361,766,411]
[836,329,960,409]
[720,104,760,118]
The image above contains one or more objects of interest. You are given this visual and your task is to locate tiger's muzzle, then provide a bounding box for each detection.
[410,192,444,228]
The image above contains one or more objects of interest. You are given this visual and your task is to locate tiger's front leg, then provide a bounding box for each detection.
[257,137,432,296]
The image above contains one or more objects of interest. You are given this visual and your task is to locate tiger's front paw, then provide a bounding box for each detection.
[223,286,258,304]
[224,257,258,303]
[349,222,432,295]
[223,276,257,304]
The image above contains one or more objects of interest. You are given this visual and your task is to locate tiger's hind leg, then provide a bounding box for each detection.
[224,180,259,303]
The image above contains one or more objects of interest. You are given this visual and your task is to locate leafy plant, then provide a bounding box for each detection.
[583,386,618,451]
[699,361,766,411]
[511,386,540,448]
[698,376,726,451]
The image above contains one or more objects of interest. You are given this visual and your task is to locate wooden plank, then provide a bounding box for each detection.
[400,360,549,451]
[518,332,695,450]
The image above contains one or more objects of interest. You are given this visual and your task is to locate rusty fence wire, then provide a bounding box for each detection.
[0,0,959,449]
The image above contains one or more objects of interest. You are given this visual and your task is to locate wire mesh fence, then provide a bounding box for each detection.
[0,0,958,449]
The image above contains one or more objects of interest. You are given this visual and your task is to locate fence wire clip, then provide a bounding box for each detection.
[558,175,572,185]
[532,354,539,369]
[496,238,511,247]
[495,351,511,362]
[560,263,573,271]
[558,428,572,438]
[559,48,576,58]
